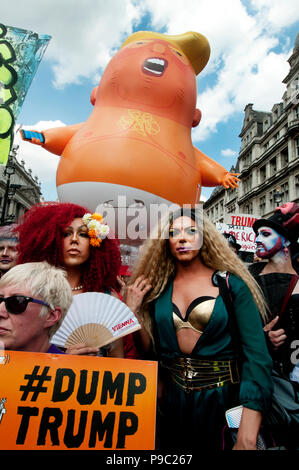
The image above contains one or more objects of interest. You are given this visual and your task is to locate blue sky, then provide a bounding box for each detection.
[2,0,299,202]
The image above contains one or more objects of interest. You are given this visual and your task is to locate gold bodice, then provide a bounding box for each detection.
[172,296,216,334]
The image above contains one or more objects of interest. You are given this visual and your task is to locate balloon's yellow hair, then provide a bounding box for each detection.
[121,30,210,76]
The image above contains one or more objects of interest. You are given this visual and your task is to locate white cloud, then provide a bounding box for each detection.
[193,45,290,141]
[221,148,237,157]
[2,0,297,94]
[1,0,143,87]
[249,0,299,31]
[140,0,299,141]
[2,0,298,148]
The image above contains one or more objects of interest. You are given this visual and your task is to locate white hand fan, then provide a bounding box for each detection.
[51,292,141,349]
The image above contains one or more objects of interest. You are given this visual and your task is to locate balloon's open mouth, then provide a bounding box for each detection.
[142,57,168,76]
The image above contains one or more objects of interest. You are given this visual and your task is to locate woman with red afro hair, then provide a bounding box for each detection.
[17,201,121,293]
[16,201,124,357]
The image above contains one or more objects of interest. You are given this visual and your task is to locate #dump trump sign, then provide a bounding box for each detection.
[0,350,157,450]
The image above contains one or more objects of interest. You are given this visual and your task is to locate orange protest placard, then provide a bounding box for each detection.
[0,350,157,450]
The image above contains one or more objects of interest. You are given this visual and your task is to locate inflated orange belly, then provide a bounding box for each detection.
[56,107,201,206]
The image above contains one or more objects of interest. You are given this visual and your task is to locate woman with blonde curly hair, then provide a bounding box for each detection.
[125,208,273,451]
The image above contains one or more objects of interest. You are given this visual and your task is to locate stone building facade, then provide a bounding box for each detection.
[204,33,299,224]
[0,144,42,225]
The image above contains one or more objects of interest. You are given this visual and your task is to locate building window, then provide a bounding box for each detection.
[246,151,252,166]
[243,174,253,194]
[281,182,289,203]
[295,174,299,198]
[260,165,266,182]
[295,106,299,119]
[296,138,299,157]
[270,157,277,176]
[281,149,288,167]
[259,196,266,215]
[245,204,251,214]
[269,190,275,210]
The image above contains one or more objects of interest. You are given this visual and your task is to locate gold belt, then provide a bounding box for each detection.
[160,357,240,393]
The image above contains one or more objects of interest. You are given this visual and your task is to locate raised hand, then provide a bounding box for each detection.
[66,342,99,356]
[221,172,240,189]
[125,275,152,315]
[19,129,45,145]
[263,316,287,349]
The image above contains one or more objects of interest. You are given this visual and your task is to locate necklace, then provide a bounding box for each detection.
[71,285,83,291]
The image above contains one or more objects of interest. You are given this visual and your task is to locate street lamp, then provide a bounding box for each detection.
[0,145,18,225]
[274,190,282,207]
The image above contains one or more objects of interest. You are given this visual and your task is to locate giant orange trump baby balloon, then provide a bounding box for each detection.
[21,30,239,212]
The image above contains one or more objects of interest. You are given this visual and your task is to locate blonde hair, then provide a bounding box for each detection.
[130,210,268,340]
[121,30,210,76]
[0,261,73,337]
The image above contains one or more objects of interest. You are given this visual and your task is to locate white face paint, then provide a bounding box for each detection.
[169,216,202,263]
[255,226,288,259]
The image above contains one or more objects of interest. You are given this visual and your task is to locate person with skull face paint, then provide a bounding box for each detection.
[249,203,299,450]
[249,203,299,379]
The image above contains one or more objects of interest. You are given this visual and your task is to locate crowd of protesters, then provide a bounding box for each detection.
[0,200,298,451]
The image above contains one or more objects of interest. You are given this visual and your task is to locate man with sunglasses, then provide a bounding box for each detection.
[0,261,72,353]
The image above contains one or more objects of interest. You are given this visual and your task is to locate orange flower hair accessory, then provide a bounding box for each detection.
[82,212,110,247]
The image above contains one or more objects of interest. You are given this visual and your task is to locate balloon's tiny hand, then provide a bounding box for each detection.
[19,129,45,145]
[221,173,240,189]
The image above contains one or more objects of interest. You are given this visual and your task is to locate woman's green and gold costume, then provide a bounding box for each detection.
[153,273,273,450]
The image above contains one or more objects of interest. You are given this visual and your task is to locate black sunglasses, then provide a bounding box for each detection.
[0,295,51,315]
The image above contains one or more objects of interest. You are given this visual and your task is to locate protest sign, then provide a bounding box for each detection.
[216,221,256,252]
[0,23,50,165]
[224,213,258,228]
[0,350,157,450]
[218,213,259,253]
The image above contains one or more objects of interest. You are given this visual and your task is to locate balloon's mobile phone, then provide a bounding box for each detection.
[20,129,45,143]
